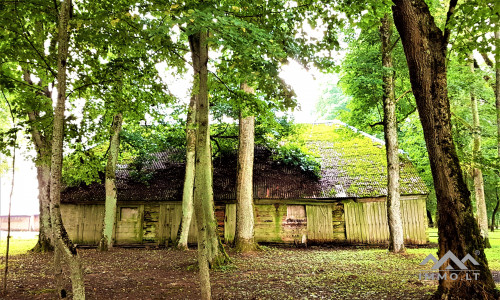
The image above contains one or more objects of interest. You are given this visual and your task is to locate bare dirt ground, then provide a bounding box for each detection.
[4,245,438,299]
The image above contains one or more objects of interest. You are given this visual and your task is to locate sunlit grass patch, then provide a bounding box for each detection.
[408,228,500,271]
[0,237,37,257]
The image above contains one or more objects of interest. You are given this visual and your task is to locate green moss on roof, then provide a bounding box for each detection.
[298,123,428,198]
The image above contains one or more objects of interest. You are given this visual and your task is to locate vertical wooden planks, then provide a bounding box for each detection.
[306,205,334,242]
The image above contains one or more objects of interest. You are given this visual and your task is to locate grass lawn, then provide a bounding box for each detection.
[0,237,37,256]
[408,228,500,271]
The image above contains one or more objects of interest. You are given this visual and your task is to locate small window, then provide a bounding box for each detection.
[120,207,139,221]
[287,205,306,222]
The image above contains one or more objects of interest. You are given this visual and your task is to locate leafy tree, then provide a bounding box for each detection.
[392,0,497,297]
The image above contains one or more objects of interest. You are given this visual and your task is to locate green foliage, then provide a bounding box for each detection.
[62,145,107,187]
[315,78,350,121]
[272,143,321,178]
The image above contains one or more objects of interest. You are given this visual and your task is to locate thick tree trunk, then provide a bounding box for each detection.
[392,0,497,298]
[469,58,490,248]
[189,30,212,300]
[33,163,53,252]
[177,95,197,250]
[380,14,405,254]
[99,113,123,251]
[235,83,257,252]
[50,0,85,298]
[25,80,54,253]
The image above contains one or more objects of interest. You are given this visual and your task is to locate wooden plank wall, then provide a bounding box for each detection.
[306,205,334,242]
[62,203,206,245]
[344,197,427,244]
[61,204,105,244]
[226,203,345,244]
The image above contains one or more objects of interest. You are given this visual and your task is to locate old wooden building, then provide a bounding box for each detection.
[61,123,429,246]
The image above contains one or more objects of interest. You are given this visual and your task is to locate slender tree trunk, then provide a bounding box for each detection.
[380,14,405,253]
[495,30,500,235]
[491,188,499,232]
[99,113,123,251]
[189,30,212,300]
[177,95,197,250]
[235,83,257,252]
[426,209,434,228]
[50,0,85,298]
[392,0,497,298]
[2,103,16,295]
[469,57,490,248]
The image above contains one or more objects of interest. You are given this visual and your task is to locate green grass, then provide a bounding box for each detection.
[0,238,38,257]
[408,228,500,270]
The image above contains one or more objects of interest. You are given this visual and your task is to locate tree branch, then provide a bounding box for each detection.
[443,0,458,44]
[395,89,411,103]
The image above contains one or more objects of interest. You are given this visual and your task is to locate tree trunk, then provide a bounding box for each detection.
[33,163,53,252]
[189,30,212,300]
[2,109,16,295]
[235,83,257,252]
[99,113,123,251]
[426,209,434,228]
[495,30,500,235]
[491,189,499,232]
[25,80,54,253]
[392,0,497,298]
[469,58,490,248]
[380,14,405,254]
[50,0,86,298]
[177,95,197,250]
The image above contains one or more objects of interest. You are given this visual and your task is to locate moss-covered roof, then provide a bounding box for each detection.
[61,123,428,203]
[300,123,428,198]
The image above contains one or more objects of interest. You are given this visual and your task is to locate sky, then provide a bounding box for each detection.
[0,63,326,216]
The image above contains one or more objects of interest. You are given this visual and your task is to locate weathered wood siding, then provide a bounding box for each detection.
[225,203,346,244]
[307,205,334,242]
[61,203,202,245]
[61,196,426,245]
[61,204,105,244]
[344,196,427,244]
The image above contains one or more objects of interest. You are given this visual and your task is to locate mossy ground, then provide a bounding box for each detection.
[1,229,499,299]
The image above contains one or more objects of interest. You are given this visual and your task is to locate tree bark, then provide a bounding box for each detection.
[24,79,54,253]
[177,95,197,250]
[495,30,500,235]
[469,57,490,248]
[34,163,53,252]
[50,0,85,298]
[380,14,405,254]
[99,113,123,251]
[426,209,434,228]
[189,30,212,300]
[235,83,257,252]
[491,189,499,232]
[392,0,497,298]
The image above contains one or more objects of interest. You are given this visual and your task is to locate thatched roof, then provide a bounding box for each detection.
[61,123,428,204]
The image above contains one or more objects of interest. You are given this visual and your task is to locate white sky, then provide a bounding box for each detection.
[0,63,323,216]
